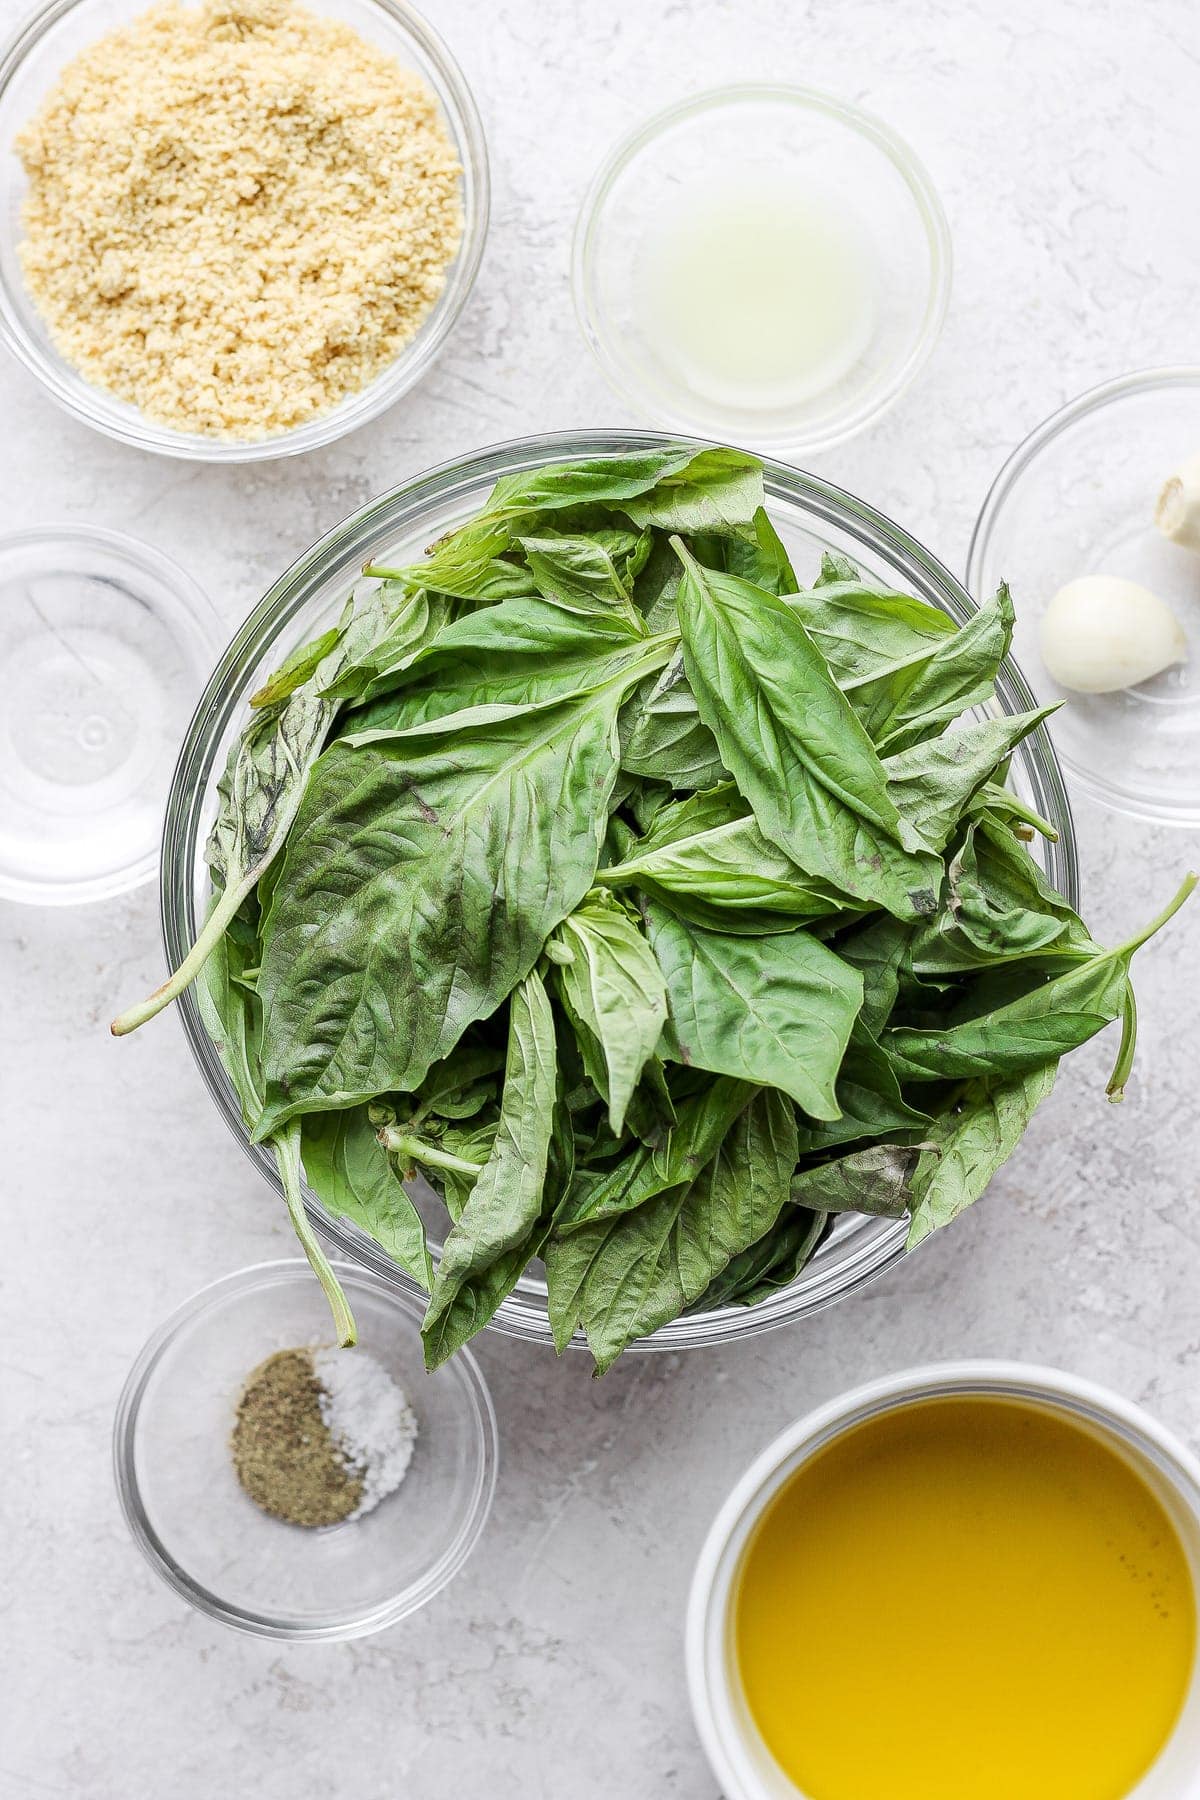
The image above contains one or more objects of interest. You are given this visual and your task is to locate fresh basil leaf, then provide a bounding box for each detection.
[320,584,460,703]
[794,1024,931,1153]
[789,1143,919,1215]
[194,898,265,1130]
[833,915,913,1037]
[689,1205,828,1310]
[251,625,343,708]
[814,550,860,585]
[422,969,558,1365]
[546,1087,797,1370]
[689,505,797,594]
[253,672,662,1138]
[619,672,728,791]
[968,781,1059,842]
[852,585,1015,754]
[364,516,539,603]
[884,706,1059,853]
[906,1065,1058,1248]
[518,533,647,631]
[552,894,668,1134]
[674,549,940,917]
[301,1105,432,1288]
[471,446,763,537]
[784,581,958,688]
[886,876,1194,1090]
[908,817,1091,975]
[351,597,650,727]
[601,784,850,928]
[556,1075,755,1233]
[646,902,862,1120]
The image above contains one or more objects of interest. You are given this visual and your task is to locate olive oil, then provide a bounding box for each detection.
[734,1397,1195,1800]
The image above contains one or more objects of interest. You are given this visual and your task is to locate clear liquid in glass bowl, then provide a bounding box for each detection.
[160,430,1078,1355]
[0,526,221,904]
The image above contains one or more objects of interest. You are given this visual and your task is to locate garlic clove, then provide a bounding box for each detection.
[1039,575,1187,695]
[1156,453,1200,552]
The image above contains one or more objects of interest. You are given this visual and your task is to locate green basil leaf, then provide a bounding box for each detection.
[906,1065,1058,1248]
[688,505,797,594]
[646,903,862,1120]
[251,625,343,708]
[674,549,940,917]
[546,1087,797,1370]
[601,784,850,927]
[885,876,1194,1088]
[784,581,957,687]
[556,1075,755,1234]
[789,1143,919,1215]
[301,1106,432,1288]
[833,916,914,1037]
[552,894,668,1134]
[518,533,647,630]
[851,585,1015,754]
[794,1024,931,1153]
[472,446,763,537]
[907,818,1091,976]
[883,706,1059,852]
[350,597,649,725]
[253,676,654,1138]
[365,517,539,603]
[422,969,558,1365]
[689,1206,828,1310]
[194,898,265,1130]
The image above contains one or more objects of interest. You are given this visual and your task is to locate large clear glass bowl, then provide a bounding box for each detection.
[160,429,1079,1354]
[0,0,488,461]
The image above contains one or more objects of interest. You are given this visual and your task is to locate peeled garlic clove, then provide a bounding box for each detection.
[1039,576,1187,694]
[1156,453,1200,552]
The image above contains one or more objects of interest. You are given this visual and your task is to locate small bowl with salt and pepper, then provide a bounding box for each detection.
[113,1260,498,1640]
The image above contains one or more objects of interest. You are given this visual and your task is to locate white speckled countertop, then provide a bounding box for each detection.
[4,2,1200,1795]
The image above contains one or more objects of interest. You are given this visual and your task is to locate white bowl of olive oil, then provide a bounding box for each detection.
[687,1363,1200,1800]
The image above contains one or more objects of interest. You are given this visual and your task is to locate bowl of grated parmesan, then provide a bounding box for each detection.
[0,0,488,458]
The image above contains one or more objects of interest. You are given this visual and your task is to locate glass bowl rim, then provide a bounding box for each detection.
[0,519,225,906]
[966,363,1200,828]
[570,81,954,454]
[113,1257,500,1640]
[159,425,1079,1356]
[0,0,490,463]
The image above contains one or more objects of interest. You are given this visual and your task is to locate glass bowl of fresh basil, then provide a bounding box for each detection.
[159,429,1078,1360]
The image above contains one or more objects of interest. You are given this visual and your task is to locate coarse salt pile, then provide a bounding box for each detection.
[15,0,463,439]
[312,1345,418,1520]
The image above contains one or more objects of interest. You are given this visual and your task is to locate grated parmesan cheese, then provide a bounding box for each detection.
[15,0,463,438]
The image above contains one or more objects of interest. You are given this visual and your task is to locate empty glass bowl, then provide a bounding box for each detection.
[113,1260,498,1639]
[968,367,1200,825]
[0,0,488,460]
[157,429,1079,1357]
[573,86,951,453]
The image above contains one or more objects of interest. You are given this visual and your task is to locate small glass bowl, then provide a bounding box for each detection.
[0,0,488,462]
[968,367,1200,826]
[158,428,1078,1358]
[113,1260,498,1640]
[0,523,222,905]
[572,85,951,454]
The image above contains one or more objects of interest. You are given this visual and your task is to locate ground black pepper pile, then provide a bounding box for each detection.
[230,1348,362,1527]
